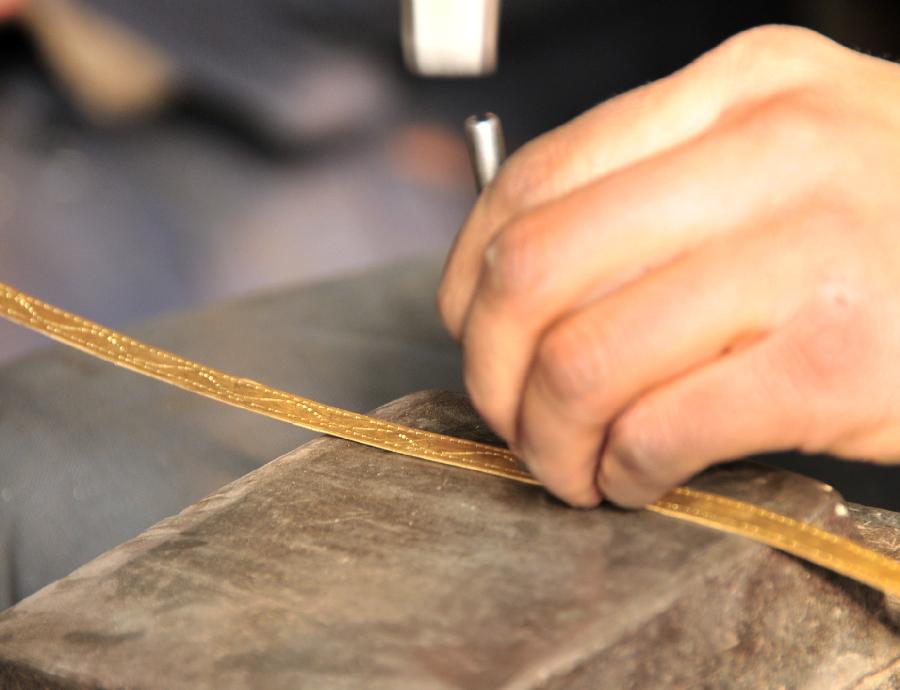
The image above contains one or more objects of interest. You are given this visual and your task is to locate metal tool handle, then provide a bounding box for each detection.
[401,0,501,77]
[464,112,506,192]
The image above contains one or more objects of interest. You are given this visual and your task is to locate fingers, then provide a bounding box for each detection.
[595,335,809,507]
[595,276,886,507]
[460,95,833,442]
[438,25,832,340]
[512,224,803,507]
[439,70,719,331]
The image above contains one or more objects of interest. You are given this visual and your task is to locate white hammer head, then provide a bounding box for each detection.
[401,0,501,77]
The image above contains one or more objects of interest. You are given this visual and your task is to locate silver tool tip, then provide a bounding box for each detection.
[464,112,506,192]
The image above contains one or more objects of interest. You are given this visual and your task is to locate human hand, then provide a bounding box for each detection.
[438,26,900,508]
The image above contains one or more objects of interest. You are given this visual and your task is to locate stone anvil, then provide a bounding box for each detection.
[0,390,897,689]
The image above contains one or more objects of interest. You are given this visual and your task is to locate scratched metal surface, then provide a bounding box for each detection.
[0,391,897,689]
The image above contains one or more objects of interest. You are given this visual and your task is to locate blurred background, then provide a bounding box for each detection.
[2,0,899,362]
[1,0,900,509]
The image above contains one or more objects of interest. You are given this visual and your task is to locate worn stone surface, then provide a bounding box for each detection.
[0,257,465,608]
[0,390,897,689]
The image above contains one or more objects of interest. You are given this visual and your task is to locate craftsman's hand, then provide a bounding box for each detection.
[438,26,900,508]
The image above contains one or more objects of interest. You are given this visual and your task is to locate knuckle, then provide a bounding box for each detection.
[535,321,610,406]
[489,136,568,214]
[737,90,833,153]
[606,406,668,485]
[707,25,833,88]
[717,25,828,67]
[489,154,533,212]
[482,218,547,300]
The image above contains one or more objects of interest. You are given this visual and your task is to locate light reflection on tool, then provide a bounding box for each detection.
[464,112,507,192]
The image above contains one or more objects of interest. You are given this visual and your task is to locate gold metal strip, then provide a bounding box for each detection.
[647,488,900,598]
[0,283,532,484]
[1,281,899,598]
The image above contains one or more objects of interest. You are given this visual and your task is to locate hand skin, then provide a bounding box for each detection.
[438,25,900,509]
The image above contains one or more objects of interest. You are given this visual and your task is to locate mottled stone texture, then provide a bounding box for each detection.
[0,391,897,689]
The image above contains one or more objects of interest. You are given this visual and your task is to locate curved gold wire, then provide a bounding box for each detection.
[1,282,898,598]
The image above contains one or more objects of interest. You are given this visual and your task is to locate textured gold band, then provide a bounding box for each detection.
[2,281,898,598]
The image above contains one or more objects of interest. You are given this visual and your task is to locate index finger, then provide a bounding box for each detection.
[438,26,833,340]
